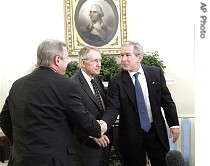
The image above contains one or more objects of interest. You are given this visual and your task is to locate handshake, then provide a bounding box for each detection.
[98,119,107,135]
[89,120,110,147]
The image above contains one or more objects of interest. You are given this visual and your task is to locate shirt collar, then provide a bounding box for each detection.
[128,65,144,78]
[81,69,93,82]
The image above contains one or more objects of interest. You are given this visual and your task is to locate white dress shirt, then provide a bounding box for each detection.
[128,66,153,123]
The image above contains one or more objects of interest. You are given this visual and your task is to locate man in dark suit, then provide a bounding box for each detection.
[71,46,111,166]
[100,41,180,166]
[0,39,106,166]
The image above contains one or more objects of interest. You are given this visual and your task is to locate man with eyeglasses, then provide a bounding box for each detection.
[71,46,111,166]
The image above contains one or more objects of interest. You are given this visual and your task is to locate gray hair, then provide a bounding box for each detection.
[121,41,144,56]
[36,39,67,67]
[91,4,104,17]
[78,45,100,61]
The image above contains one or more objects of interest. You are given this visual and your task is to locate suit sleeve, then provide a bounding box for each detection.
[160,69,179,127]
[0,97,13,144]
[66,80,101,138]
[101,78,119,130]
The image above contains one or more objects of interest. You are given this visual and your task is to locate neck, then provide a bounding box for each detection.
[49,67,57,73]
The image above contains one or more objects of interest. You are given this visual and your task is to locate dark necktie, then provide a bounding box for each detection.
[134,72,151,132]
[91,79,104,111]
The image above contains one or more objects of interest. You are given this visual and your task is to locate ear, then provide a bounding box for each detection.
[80,60,86,68]
[137,54,143,63]
[54,56,60,66]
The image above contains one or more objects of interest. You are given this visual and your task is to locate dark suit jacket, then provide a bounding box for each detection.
[71,70,106,147]
[70,70,109,165]
[0,67,101,166]
[102,65,179,159]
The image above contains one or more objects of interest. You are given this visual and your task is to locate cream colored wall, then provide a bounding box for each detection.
[126,1,195,117]
[0,0,66,108]
[0,0,194,118]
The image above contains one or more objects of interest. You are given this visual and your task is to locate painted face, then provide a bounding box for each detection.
[120,45,142,72]
[81,49,102,77]
[89,6,100,23]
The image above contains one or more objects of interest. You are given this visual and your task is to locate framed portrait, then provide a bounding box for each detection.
[65,0,127,55]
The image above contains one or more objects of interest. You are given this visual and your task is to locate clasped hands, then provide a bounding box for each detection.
[89,120,110,147]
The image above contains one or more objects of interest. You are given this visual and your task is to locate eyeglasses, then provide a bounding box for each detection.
[82,59,102,63]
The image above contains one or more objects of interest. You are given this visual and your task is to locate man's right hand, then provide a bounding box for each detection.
[91,135,110,147]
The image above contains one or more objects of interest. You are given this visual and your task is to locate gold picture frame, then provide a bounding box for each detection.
[65,0,127,55]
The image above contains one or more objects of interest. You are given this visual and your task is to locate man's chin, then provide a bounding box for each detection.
[93,72,100,76]
[122,66,130,71]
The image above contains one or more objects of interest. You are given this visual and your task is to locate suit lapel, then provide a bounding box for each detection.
[142,66,157,110]
[122,71,137,109]
[77,71,98,104]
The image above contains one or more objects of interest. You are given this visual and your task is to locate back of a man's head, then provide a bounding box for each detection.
[36,39,66,67]
[166,150,185,166]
